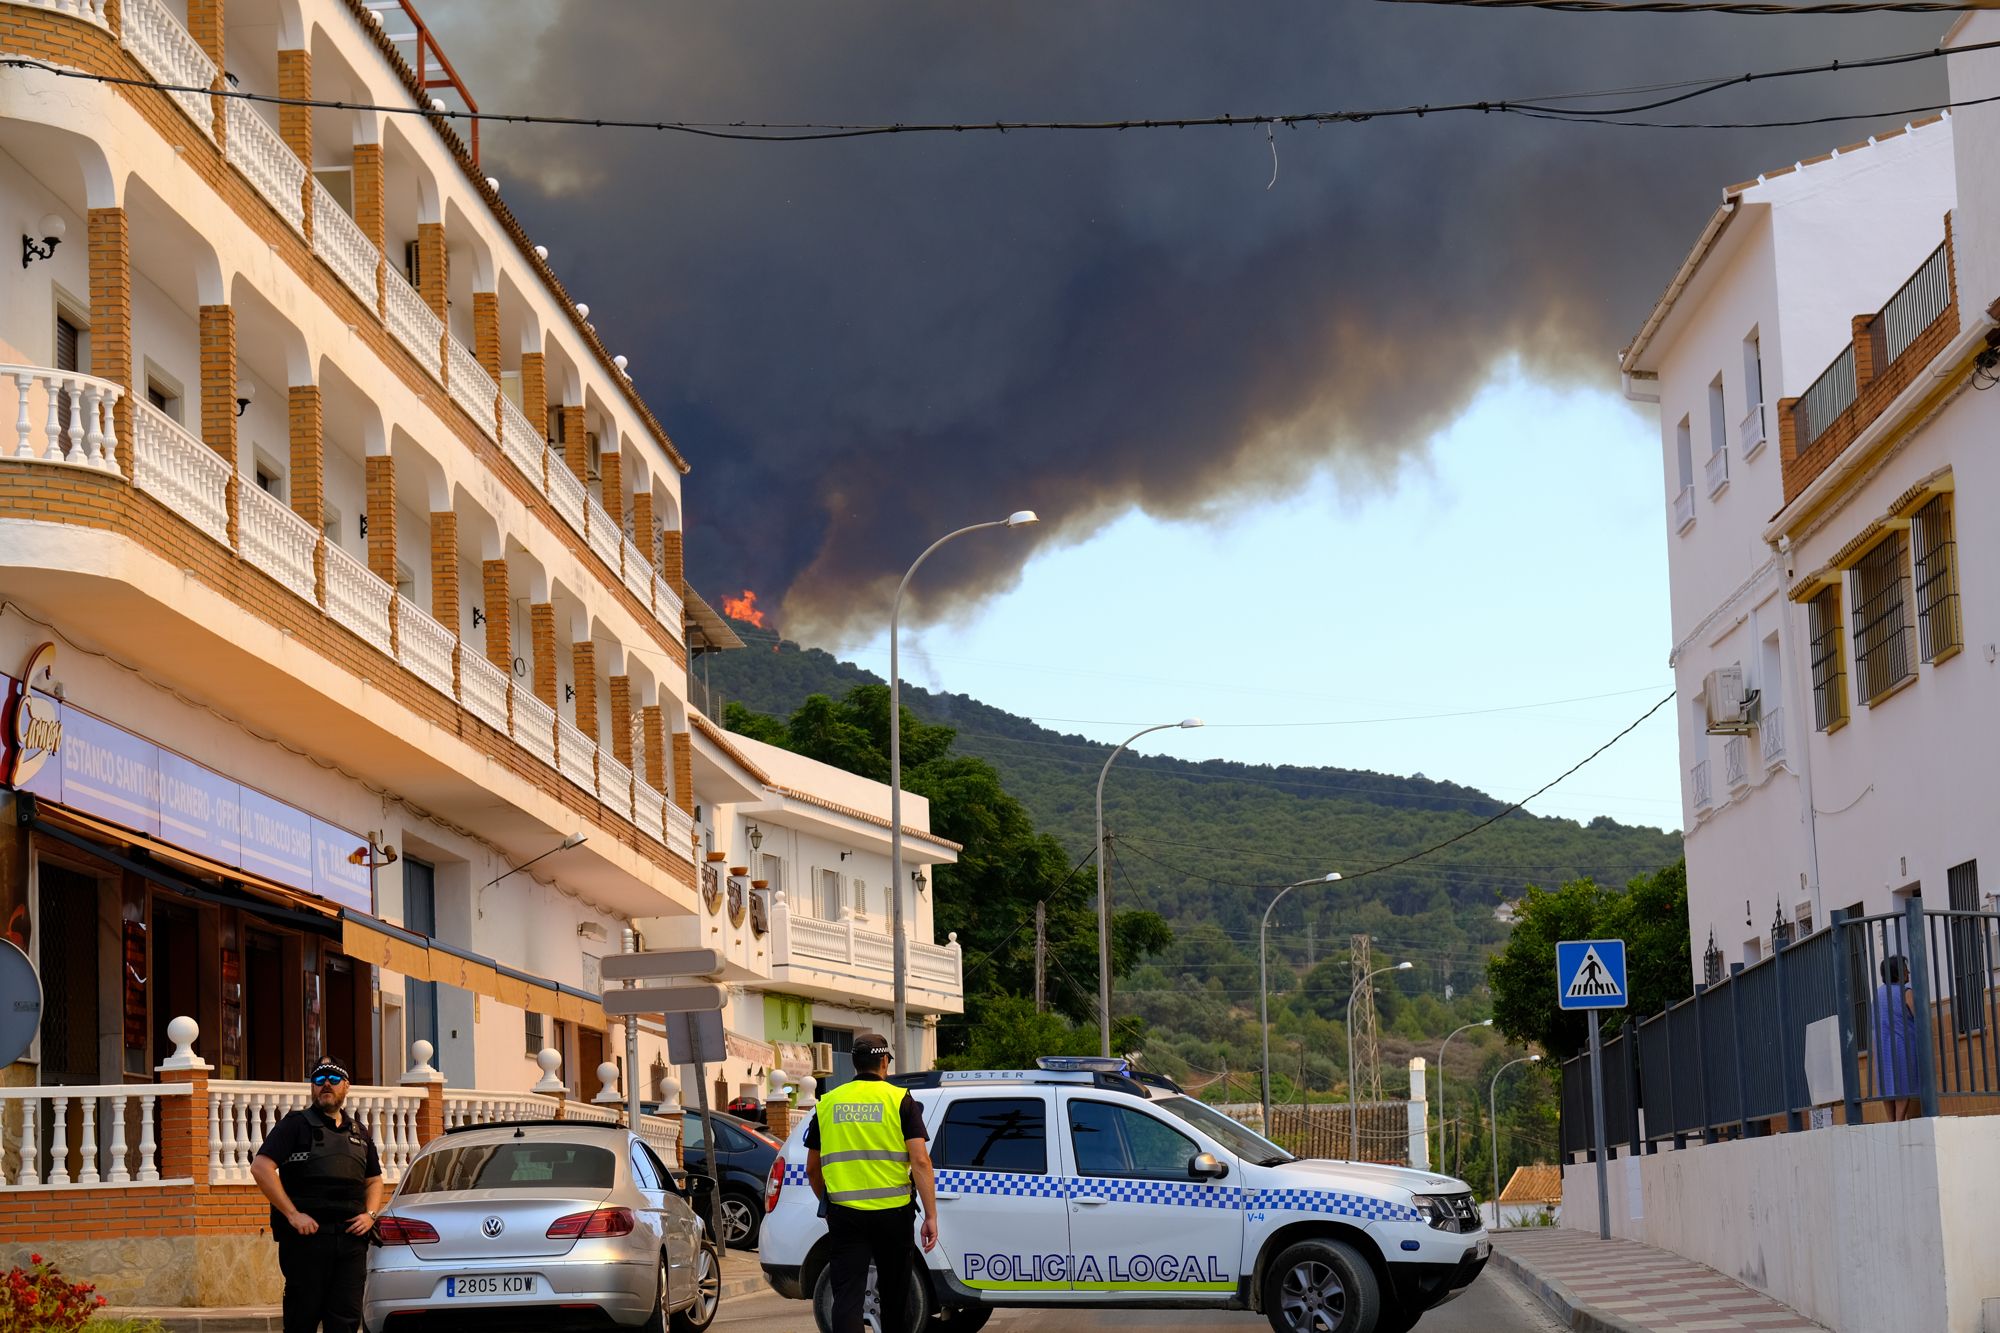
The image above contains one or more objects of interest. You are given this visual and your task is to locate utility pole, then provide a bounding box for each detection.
[1306,920,1317,969]
[1349,934,1383,1103]
[1033,900,1047,1014]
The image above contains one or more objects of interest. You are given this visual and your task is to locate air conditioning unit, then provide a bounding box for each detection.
[810,1042,835,1076]
[1703,666,1759,734]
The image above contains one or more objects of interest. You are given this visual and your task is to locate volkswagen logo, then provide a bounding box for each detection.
[481,1215,505,1238]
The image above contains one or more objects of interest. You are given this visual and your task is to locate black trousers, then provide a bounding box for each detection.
[826,1202,917,1333]
[276,1227,369,1333]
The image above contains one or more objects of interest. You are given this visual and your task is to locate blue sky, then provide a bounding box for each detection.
[810,366,1683,833]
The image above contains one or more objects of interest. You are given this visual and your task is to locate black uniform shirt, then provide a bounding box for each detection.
[257,1106,382,1234]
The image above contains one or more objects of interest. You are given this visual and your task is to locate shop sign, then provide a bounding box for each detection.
[776,1040,817,1082]
[1,654,373,913]
[725,1030,776,1066]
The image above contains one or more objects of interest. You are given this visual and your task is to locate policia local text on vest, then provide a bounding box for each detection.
[805,1034,939,1333]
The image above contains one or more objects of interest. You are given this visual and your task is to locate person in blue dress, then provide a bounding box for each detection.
[1872,955,1922,1121]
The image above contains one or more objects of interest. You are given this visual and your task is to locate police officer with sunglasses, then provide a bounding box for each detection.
[250,1060,384,1333]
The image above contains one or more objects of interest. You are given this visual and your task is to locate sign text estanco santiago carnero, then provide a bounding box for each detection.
[960,1250,1231,1287]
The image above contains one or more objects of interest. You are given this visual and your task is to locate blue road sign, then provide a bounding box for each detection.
[1557,938,1627,1010]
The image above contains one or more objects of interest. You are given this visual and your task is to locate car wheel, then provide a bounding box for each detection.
[719,1189,763,1249]
[1262,1239,1381,1333]
[641,1255,671,1333]
[671,1244,722,1333]
[940,1303,993,1331]
[811,1258,933,1333]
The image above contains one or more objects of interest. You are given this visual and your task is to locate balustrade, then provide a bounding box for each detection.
[133,400,230,543]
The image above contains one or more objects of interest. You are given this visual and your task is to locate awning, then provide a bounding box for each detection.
[340,909,606,1030]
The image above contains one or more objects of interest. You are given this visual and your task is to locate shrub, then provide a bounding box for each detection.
[0,1254,109,1333]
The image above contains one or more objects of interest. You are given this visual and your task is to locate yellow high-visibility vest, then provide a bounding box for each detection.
[815,1079,913,1211]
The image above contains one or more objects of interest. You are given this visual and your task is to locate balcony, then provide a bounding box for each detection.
[226,100,305,235]
[1692,759,1713,814]
[1723,735,1750,791]
[447,335,498,440]
[7,365,121,471]
[1705,446,1729,499]
[1673,484,1696,534]
[1741,402,1767,460]
[1761,704,1786,769]
[313,179,382,308]
[766,894,964,1013]
[385,265,445,380]
[120,0,216,135]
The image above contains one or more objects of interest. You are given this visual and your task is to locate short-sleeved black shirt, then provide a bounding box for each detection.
[803,1077,927,1150]
[257,1106,383,1234]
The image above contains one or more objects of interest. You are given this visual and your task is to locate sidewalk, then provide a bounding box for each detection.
[1491,1228,1827,1333]
[96,1249,771,1332]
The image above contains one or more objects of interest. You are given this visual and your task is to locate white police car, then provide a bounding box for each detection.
[758,1058,1487,1333]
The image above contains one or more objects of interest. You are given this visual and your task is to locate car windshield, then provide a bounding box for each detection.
[1150,1096,1295,1166]
[401,1141,616,1194]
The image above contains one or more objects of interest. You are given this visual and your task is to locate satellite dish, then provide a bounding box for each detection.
[0,939,42,1068]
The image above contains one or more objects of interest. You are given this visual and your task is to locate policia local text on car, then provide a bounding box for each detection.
[250,1059,386,1333]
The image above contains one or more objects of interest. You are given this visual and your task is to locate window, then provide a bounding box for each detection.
[1708,376,1726,457]
[816,868,843,920]
[933,1097,1048,1175]
[1912,494,1961,663]
[323,507,343,543]
[1851,533,1916,705]
[630,1142,663,1192]
[55,313,82,373]
[1947,860,1986,1037]
[402,1142,614,1194]
[759,854,785,894]
[525,1009,544,1058]
[405,856,439,1059]
[1743,333,1766,453]
[1068,1099,1198,1179]
[1675,417,1694,492]
[1808,586,1849,731]
[852,878,868,917]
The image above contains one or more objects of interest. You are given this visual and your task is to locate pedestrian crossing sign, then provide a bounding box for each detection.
[1557,939,1627,1010]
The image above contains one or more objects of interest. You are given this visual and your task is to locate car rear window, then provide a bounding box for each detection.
[401,1142,616,1194]
[932,1097,1047,1175]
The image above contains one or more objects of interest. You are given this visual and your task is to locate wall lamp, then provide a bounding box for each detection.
[471,606,486,627]
[485,832,587,887]
[21,214,63,268]
[234,379,255,418]
[911,869,928,895]
[564,683,576,702]
[747,824,764,851]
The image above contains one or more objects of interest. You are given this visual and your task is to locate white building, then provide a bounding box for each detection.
[1617,111,1972,977]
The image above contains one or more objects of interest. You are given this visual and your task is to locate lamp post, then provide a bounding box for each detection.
[1435,1019,1492,1175]
[1489,1054,1542,1227]
[1347,960,1412,1160]
[1258,871,1341,1130]
[1096,718,1204,1058]
[888,512,1039,1066]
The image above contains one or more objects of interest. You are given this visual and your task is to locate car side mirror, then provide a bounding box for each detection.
[1189,1152,1228,1181]
[679,1171,716,1201]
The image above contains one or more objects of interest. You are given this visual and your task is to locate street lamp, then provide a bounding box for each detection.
[1258,871,1342,1129]
[1096,718,1204,1057]
[1435,1019,1492,1174]
[1489,1053,1542,1227]
[889,511,1039,1066]
[1347,960,1413,1160]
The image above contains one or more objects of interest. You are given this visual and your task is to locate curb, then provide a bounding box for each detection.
[1487,1242,1657,1333]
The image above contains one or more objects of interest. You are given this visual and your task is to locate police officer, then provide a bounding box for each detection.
[805,1034,938,1333]
[250,1059,384,1333]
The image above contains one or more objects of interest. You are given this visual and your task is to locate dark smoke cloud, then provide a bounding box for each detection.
[429,1,1945,635]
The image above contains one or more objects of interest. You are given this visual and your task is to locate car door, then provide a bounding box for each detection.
[630,1140,692,1292]
[928,1091,1075,1296]
[1058,1094,1242,1299]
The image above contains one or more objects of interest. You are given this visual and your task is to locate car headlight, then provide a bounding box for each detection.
[1409,1195,1463,1231]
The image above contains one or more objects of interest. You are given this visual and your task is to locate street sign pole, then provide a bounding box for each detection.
[1587,1010,1610,1241]
[622,929,641,1132]
[692,1052,725,1244]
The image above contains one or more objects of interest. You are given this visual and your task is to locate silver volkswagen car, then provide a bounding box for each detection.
[364,1121,721,1332]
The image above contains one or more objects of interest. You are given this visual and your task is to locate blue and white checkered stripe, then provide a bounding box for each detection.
[1072,1177,1240,1210]
[935,1169,1070,1198]
[1250,1187,1421,1224]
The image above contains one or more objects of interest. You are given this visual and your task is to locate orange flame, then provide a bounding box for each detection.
[723,588,767,628]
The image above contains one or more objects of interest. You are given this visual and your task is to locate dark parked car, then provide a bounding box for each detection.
[678,1110,780,1251]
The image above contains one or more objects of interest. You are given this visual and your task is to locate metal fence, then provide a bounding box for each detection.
[1560,898,2000,1159]
[1216,1101,1411,1165]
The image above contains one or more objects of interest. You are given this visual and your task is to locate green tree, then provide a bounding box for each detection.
[1486,860,1690,1057]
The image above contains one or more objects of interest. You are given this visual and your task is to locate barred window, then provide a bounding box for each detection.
[1912,493,1961,663]
[1851,533,1915,705]
[1808,587,1848,731]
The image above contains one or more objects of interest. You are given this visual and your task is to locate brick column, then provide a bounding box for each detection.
[571,640,599,739]
[660,530,684,593]
[431,511,459,629]
[641,705,667,790]
[600,450,624,529]
[157,1066,211,1189]
[609,676,633,766]
[353,142,386,313]
[366,454,396,584]
[413,1081,446,1146]
[531,603,558,708]
[198,303,238,545]
[278,48,313,238]
[473,292,501,381]
[560,405,588,484]
[86,207,133,470]
[1852,314,1877,391]
[288,385,324,528]
[630,493,656,571]
[767,1102,792,1142]
[672,731,693,813]
[187,0,225,146]
[417,221,448,321]
[521,352,548,440]
[482,559,511,670]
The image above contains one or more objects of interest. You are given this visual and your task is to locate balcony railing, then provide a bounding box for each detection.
[664,800,695,859]
[21,0,111,27]
[778,909,963,995]
[653,570,684,630]
[499,393,544,485]
[1795,345,1858,450]
[460,649,510,733]
[1705,446,1729,498]
[119,0,216,135]
[1692,758,1713,812]
[547,451,587,537]
[384,266,444,380]
[1875,240,1953,366]
[0,1083,187,1187]
[513,690,558,770]
[226,101,305,235]
[312,181,381,307]
[238,481,319,602]
[1761,704,1786,768]
[133,400,230,544]
[396,595,456,698]
[5,364,122,471]
[1740,402,1766,459]
[1723,735,1749,790]
[1673,484,1696,534]
[556,716,599,796]
[597,751,634,820]
[586,495,621,571]
[446,336,498,440]
[633,777,666,844]
[620,535,653,606]
[322,543,393,653]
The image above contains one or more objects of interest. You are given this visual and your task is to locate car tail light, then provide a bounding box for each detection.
[374,1215,439,1245]
[546,1207,635,1239]
[765,1155,785,1214]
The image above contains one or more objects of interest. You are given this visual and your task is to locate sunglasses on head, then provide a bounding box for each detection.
[312,1074,346,1086]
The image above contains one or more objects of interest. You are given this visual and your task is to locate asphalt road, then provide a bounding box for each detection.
[713,1266,1564,1333]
